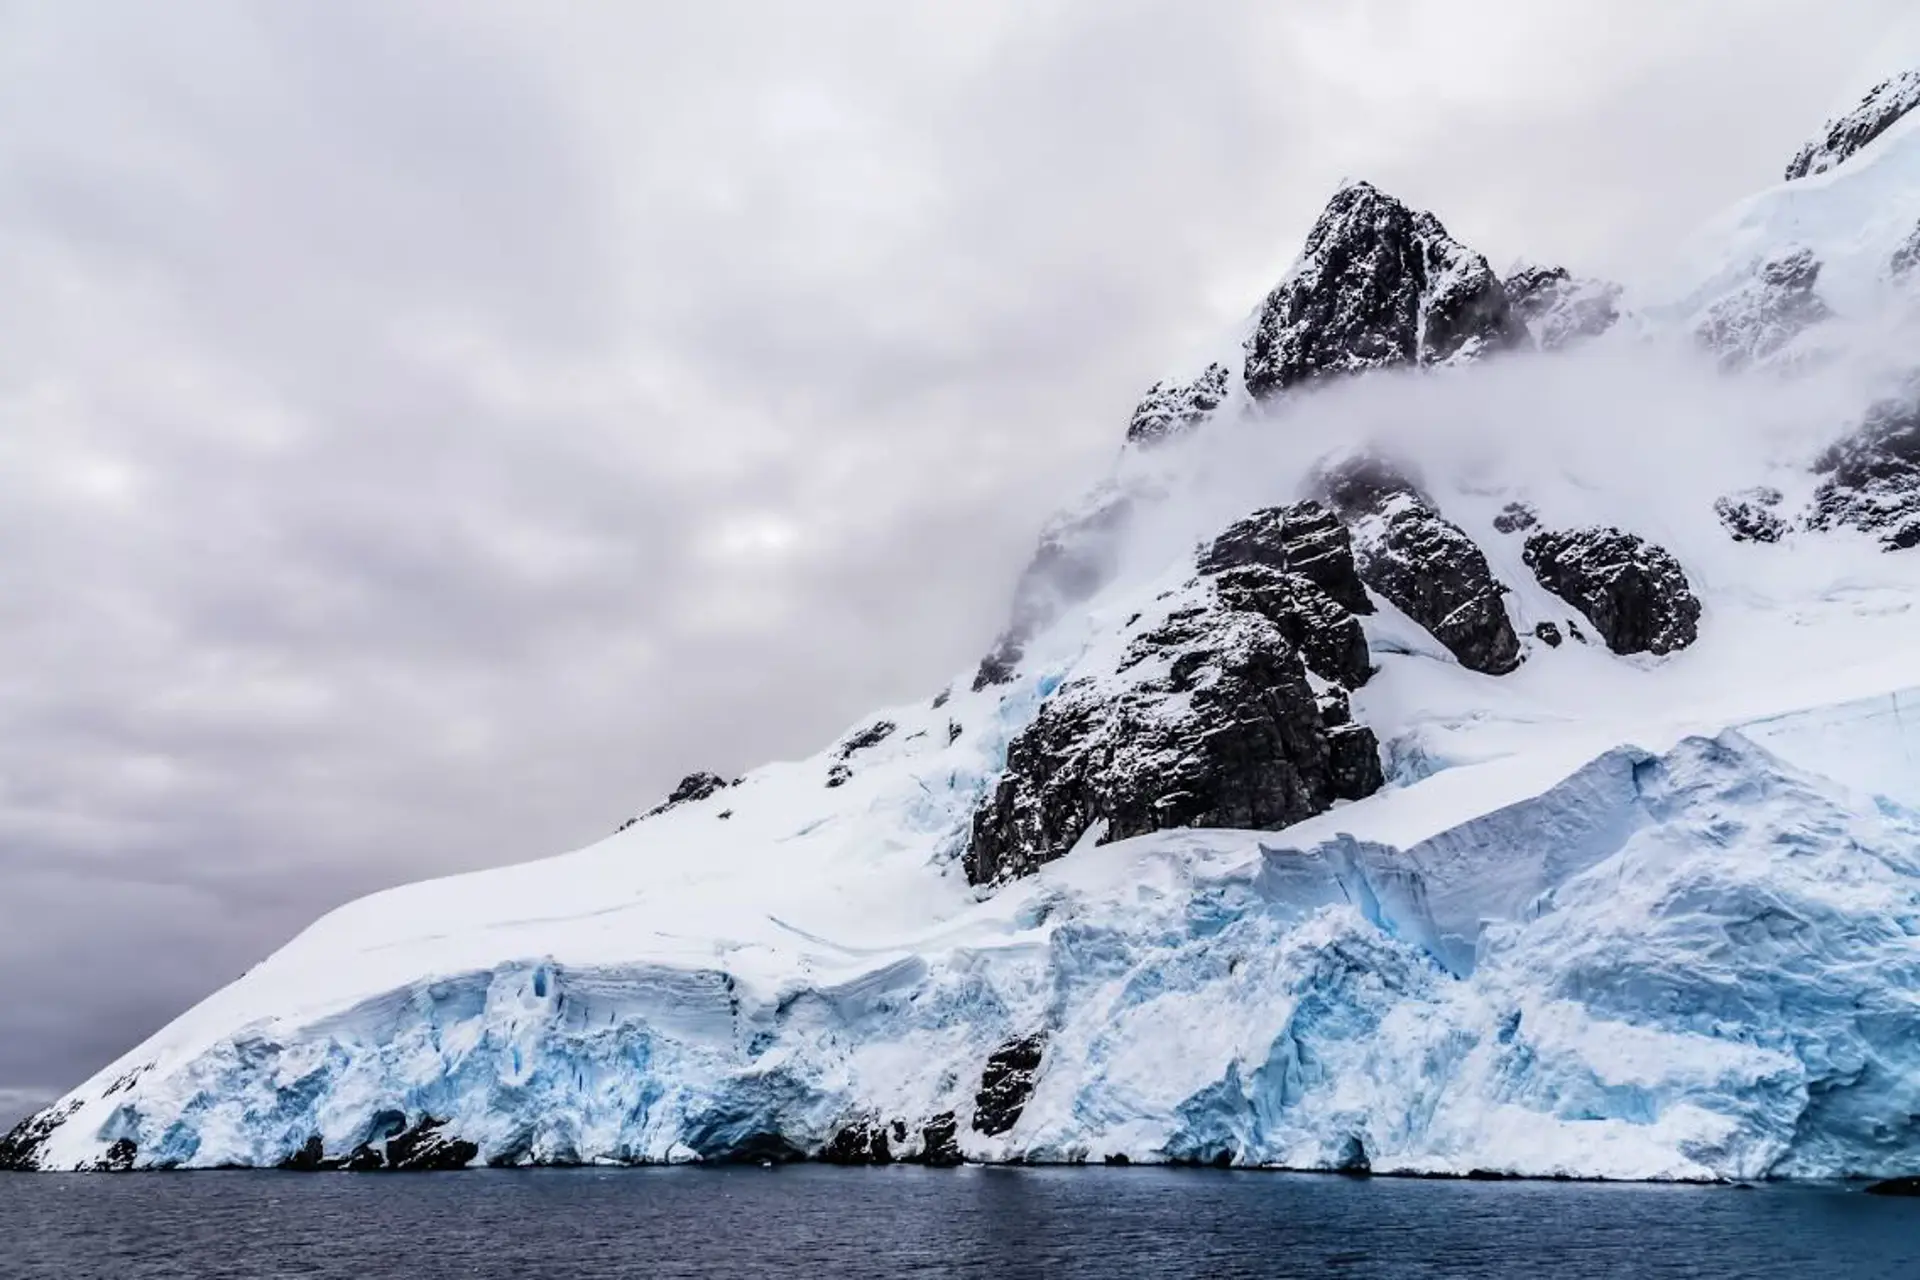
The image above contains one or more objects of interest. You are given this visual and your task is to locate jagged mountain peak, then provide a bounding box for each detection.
[1785,66,1920,182]
[1241,180,1527,400]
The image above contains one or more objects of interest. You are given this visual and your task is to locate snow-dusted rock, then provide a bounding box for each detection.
[1126,362,1234,447]
[1785,67,1920,181]
[1714,488,1789,544]
[1523,527,1701,656]
[1318,454,1522,675]
[1808,385,1920,549]
[1503,264,1623,351]
[1694,248,1832,372]
[964,555,1380,885]
[1242,182,1526,400]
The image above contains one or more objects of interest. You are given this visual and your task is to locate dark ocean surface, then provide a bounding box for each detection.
[1,1166,1914,1279]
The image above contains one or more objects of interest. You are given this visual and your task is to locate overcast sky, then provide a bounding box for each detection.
[0,0,1913,1125]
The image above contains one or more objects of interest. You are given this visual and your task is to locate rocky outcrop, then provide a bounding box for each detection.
[1784,68,1920,181]
[1807,388,1920,549]
[1503,264,1622,351]
[1318,455,1522,675]
[1126,363,1233,447]
[619,771,736,832]
[1492,501,1538,535]
[1243,182,1526,400]
[973,1035,1046,1136]
[0,1101,73,1171]
[965,508,1382,885]
[1197,501,1374,616]
[825,720,897,787]
[1523,528,1701,656]
[974,487,1135,690]
[1696,248,1831,371]
[1714,487,1788,544]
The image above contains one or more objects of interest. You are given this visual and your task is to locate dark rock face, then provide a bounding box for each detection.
[1696,248,1831,372]
[1714,487,1788,543]
[94,1138,138,1172]
[1243,182,1526,400]
[1492,501,1538,535]
[0,1101,74,1171]
[826,720,897,787]
[334,1115,479,1172]
[1784,68,1920,181]
[383,1117,479,1171]
[1502,265,1622,350]
[1809,389,1920,549]
[1522,528,1702,656]
[1318,455,1522,676]
[974,488,1135,690]
[1197,501,1373,616]
[965,508,1383,885]
[821,1118,895,1165]
[624,771,734,830]
[279,1135,331,1171]
[1126,362,1233,447]
[973,1036,1046,1136]
[919,1113,963,1166]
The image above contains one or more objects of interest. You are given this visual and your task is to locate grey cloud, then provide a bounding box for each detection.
[0,0,1911,1101]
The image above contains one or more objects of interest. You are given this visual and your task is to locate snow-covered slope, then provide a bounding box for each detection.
[11,66,1920,1180]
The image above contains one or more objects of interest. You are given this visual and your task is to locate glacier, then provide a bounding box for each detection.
[11,60,1920,1182]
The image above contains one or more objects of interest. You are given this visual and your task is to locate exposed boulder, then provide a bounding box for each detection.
[973,1035,1047,1137]
[1126,362,1233,447]
[974,487,1135,690]
[1533,621,1563,648]
[1894,221,1920,281]
[1808,387,1920,549]
[1523,527,1701,656]
[1243,182,1526,400]
[1317,455,1522,676]
[1784,68,1920,181]
[1695,248,1831,372]
[1714,487,1788,543]
[1503,264,1623,350]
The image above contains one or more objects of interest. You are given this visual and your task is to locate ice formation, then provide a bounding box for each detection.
[10,61,1920,1181]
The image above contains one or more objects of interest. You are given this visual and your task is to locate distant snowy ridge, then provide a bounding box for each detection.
[11,61,1920,1180]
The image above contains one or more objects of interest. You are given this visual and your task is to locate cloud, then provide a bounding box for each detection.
[0,0,1911,1102]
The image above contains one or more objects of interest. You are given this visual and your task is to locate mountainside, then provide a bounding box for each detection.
[12,68,1920,1180]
